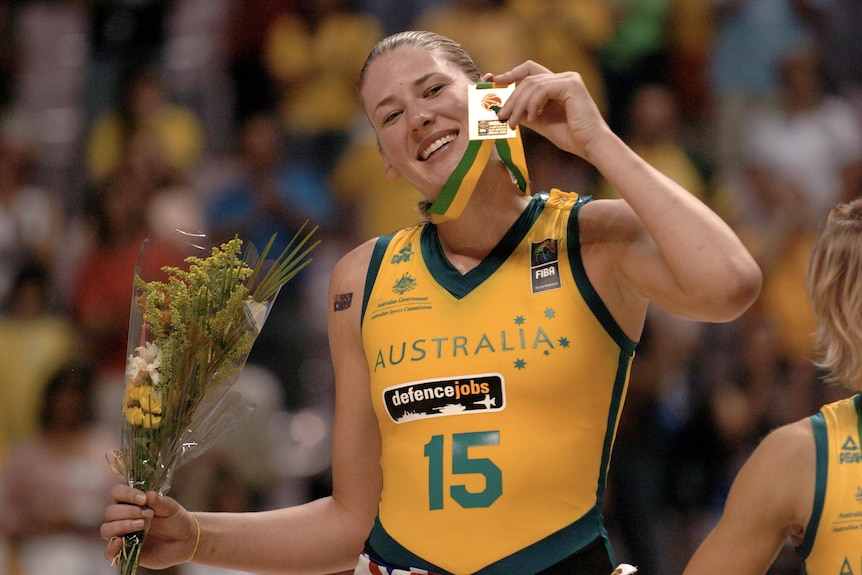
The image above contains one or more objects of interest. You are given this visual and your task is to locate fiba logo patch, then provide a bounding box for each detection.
[530,238,561,293]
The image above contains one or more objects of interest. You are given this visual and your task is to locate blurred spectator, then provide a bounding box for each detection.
[182,461,269,575]
[0,110,63,305]
[413,0,529,74]
[741,45,861,220]
[202,112,336,408]
[508,0,613,118]
[263,0,383,171]
[329,120,424,243]
[598,0,673,135]
[0,363,117,575]
[665,0,713,131]
[224,0,295,125]
[596,83,710,203]
[85,64,204,186]
[662,307,837,573]
[733,45,862,365]
[204,112,336,251]
[0,262,78,451]
[171,364,287,515]
[84,0,173,123]
[0,3,19,112]
[605,312,694,575]
[357,0,439,35]
[819,0,862,111]
[667,317,780,520]
[70,129,187,408]
[707,0,832,167]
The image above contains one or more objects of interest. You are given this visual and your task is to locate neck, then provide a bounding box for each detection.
[434,159,531,273]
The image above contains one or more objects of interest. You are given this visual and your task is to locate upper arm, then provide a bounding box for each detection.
[682,420,815,575]
[578,199,760,332]
[326,239,383,528]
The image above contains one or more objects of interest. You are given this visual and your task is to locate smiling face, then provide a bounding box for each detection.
[359,45,474,201]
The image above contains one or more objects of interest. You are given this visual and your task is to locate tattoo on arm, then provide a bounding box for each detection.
[334,292,353,311]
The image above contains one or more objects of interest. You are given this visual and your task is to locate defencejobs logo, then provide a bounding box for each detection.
[382,373,505,423]
[841,436,861,464]
[531,238,561,293]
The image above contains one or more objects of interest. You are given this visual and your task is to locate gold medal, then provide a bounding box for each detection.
[427,83,529,224]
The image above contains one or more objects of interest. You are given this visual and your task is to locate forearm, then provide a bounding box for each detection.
[193,497,368,575]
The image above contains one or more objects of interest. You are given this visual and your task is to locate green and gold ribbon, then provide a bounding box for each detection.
[427,83,530,224]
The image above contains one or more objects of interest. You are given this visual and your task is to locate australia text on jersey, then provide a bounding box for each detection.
[372,324,566,372]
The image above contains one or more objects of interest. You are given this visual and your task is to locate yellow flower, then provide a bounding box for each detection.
[123,405,144,426]
[139,387,163,414]
[142,412,162,429]
[122,384,163,428]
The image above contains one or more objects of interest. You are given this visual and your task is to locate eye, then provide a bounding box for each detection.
[381,109,402,126]
[424,84,444,98]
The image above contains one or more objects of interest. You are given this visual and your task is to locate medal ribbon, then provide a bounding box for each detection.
[427,83,530,224]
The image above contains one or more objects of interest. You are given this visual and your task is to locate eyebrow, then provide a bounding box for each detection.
[373,72,444,116]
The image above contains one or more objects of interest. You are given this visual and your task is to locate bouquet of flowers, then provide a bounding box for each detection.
[109,226,318,575]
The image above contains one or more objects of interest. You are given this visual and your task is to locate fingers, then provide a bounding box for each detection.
[104,534,124,562]
[486,60,552,86]
[496,74,560,128]
[104,501,154,523]
[484,63,565,128]
[144,490,181,517]
[102,485,157,546]
[110,483,147,505]
[101,516,147,541]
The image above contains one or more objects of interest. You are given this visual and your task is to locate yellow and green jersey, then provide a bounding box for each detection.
[360,190,637,575]
[800,394,862,573]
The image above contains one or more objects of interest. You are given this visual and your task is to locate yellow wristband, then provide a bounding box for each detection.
[188,513,201,563]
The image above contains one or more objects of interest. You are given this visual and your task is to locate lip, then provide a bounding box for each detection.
[417,130,459,161]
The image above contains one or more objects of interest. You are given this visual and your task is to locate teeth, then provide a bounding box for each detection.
[420,134,456,160]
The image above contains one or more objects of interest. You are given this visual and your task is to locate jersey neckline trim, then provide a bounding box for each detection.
[420,194,547,299]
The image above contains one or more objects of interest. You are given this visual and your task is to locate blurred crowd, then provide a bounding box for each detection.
[0,1,860,574]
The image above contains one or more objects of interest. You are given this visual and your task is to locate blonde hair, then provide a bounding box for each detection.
[807,198,862,390]
[357,30,481,96]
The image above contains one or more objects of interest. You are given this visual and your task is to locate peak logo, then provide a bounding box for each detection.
[382,374,505,424]
[391,245,413,264]
[840,435,861,464]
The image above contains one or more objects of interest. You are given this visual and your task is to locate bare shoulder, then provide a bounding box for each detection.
[329,237,378,295]
[744,419,816,533]
[576,197,643,244]
[744,419,815,488]
[758,419,815,460]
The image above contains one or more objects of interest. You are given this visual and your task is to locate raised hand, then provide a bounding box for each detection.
[483,61,611,159]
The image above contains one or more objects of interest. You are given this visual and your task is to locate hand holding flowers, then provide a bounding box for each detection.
[109,226,318,575]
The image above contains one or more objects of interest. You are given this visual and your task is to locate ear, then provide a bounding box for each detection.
[377,140,401,180]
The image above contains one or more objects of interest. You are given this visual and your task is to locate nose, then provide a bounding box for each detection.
[409,107,434,131]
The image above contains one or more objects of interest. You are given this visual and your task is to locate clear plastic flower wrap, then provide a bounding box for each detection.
[108,226,318,575]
